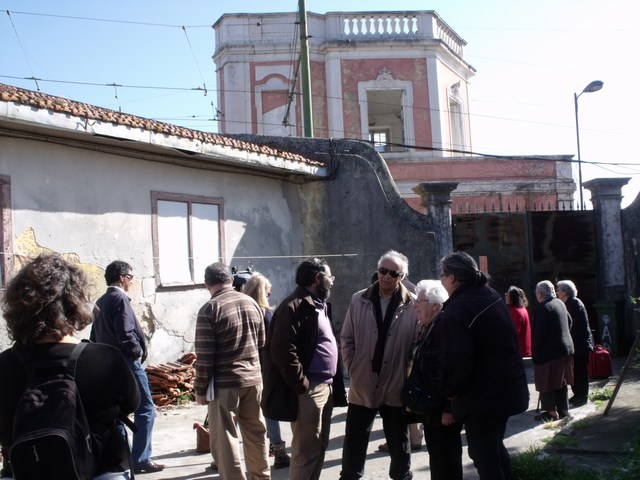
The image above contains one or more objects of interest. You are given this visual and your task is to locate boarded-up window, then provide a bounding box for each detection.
[152,192,224,286]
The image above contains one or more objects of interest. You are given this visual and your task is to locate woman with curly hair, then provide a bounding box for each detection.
[0,254,140,479]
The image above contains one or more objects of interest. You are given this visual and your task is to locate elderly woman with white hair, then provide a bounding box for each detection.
[555,280,594,407]
[402,279,463,480]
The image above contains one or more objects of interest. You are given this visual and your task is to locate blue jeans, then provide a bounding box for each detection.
[266,417,284,445]
[129,360,155,466]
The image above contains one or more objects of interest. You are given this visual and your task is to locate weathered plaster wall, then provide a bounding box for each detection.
[231,135,440,329]
[620,189,640,339]
[1,133,441,359]
[0,137,302,362]
[389,155,575,212]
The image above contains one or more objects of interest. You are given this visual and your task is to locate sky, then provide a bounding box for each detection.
[2,0,638,207]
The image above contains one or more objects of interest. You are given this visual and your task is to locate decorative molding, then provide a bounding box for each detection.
[450,81,461,101]
[376,68,394,84]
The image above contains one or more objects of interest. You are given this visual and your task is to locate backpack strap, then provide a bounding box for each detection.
[67,341,88,374]
[12,341,88,381]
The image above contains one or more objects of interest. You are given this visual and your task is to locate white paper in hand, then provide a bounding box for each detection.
[206,373,215,401]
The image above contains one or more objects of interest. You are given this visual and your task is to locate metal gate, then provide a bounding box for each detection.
[452,210,598,335]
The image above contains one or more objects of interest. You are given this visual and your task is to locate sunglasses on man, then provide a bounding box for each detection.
[378,267,402,278]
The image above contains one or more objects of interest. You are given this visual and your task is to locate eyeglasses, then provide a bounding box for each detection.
[440,273,449,278]
[415,298,429,304]
[378,267,402,278]
[122,274,133,280]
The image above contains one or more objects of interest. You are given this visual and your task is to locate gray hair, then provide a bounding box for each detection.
[536,280,556,301]
[204,262,233,286]
[377,250,409,279]
[415,279,448,305]
[556,280,577,298]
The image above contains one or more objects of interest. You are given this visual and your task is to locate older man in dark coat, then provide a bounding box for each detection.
[532,280,575,421]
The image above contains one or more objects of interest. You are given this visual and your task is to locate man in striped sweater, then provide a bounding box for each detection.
[194,262,270,480]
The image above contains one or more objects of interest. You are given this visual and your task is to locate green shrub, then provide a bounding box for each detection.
[512,448,567,480]
[589,387,613,402]
[608,435,640,480]
[512,447,601,480]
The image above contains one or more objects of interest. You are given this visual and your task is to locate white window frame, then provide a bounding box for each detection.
[151,191,225,287]
[369,128,391,152]
[358,79,415,149]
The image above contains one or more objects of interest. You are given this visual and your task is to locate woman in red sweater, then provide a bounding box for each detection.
[505,286,532,357]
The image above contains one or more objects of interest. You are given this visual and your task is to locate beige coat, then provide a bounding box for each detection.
[340,283,419,408]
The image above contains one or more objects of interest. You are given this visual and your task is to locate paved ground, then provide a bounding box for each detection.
[141,355,640,479]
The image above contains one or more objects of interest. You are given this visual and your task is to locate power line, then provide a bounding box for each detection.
[5,10,211,28]
[0,75,207,93]
[1,9,626,135]
[5,11,39,90]
[181,26,207,95]
[1,10,633,164]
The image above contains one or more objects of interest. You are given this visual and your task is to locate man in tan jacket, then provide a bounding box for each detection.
[339,250,419,480]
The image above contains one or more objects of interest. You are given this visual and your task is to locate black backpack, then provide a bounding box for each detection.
[9,341,96,480]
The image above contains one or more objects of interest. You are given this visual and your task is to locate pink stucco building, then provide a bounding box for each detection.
[213,10,575,211]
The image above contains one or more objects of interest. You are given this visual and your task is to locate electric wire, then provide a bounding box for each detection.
[181,25,208,96]
[5,10,212,28]
[1,9,637,171]
[5,10,39,91]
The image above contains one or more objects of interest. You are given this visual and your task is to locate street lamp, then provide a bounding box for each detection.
[574,80,603,209]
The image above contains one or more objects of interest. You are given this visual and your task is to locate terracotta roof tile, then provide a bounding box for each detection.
[0,83,322,167]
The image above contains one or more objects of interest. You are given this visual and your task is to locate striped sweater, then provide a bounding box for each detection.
[194,285,265,394]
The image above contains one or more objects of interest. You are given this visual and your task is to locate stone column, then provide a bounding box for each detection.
[584,178,630,301]
[584,178,631,355]
[412,182,458,266]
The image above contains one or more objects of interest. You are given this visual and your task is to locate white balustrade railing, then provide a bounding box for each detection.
[334,12,465,57]
[341,15,419,36]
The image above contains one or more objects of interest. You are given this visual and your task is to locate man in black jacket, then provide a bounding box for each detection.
[261,258,347,480]
[91,260,164,474]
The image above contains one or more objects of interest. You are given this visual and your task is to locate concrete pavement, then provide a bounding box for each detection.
[141,355,640,479]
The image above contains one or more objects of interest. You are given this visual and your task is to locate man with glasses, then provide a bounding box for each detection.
[91,260,164,474]
[261,257,347,480]
[339,250,419,480]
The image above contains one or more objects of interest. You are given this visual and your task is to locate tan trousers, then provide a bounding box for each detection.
[290,382,333,480]
[208,385,270,480]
